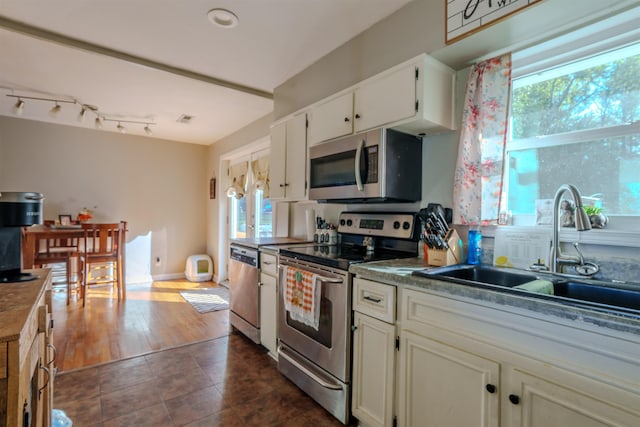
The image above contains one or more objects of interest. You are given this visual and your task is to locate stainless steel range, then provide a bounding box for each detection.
[277,212,419,424]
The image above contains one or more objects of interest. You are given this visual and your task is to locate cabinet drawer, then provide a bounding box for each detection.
[260,252,278,277]
[353,278,396,323]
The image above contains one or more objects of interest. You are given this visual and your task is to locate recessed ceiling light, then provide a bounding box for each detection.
[207,8,239,28]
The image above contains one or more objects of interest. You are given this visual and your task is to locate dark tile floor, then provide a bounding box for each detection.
[54,332,350,426]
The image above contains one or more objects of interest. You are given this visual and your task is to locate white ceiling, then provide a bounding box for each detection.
[0,0,413,144]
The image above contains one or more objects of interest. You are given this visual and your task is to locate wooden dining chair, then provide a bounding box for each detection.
[79,222,126,307]
[28,229,81,305]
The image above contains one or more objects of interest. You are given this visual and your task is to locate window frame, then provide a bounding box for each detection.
[500,28,640,248]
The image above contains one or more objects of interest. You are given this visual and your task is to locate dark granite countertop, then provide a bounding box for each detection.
[350,258,640,336]
[230,237,310,249]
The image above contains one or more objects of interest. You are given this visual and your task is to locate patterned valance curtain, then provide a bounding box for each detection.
[226,161,248,199]
[251,155,270,198]
[453,54,512,225]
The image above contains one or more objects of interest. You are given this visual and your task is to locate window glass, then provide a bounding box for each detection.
[507,43,640,217]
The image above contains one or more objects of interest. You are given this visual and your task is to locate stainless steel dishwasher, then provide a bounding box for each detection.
[229,243,260,343]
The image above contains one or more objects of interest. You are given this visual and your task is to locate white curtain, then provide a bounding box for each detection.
[251,155,270,198]
[226,162,248,199]
[452,54,512,225]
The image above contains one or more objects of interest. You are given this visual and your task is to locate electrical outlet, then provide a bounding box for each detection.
[155,257,161,266]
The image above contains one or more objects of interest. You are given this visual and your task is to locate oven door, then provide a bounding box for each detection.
[308,131,381,201]
[277,256,351,382]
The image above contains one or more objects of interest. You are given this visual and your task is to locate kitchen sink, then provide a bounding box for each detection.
[412,264,640,314]
[553,281,640,311]
[412,264,538,288]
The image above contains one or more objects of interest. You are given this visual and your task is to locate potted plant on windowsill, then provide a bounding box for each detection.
[585,206,608,229]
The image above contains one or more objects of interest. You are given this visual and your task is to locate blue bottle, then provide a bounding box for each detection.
[467,224,482,265]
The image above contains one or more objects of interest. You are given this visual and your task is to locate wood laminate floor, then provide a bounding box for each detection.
[52,280,349,426]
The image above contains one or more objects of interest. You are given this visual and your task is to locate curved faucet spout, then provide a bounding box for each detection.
[551,184,592,273]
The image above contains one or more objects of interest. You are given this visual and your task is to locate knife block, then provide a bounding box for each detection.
[426,229,463,267]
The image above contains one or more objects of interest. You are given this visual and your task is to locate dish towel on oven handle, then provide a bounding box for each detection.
[284,266,320,330]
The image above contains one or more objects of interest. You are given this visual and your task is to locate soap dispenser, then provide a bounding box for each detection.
[467,221,482,265]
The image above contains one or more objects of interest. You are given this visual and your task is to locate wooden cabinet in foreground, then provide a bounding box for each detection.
[0,269,54,427]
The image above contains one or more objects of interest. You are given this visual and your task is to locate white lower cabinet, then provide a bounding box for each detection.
[506,368,640,427]
[397,330,499,427]
[352,312,396,427]
[259,250,278,359]
[352,278,396,427]
[396,287,640,427]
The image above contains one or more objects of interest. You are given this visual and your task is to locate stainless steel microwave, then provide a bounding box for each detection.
[308,128,422,203]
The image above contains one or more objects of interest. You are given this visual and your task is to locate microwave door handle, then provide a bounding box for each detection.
[355,139,365,191]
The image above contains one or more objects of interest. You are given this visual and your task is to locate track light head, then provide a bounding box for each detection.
[117,122,126,134]
[78,106,87,122]
[13,98,24,116]
[49,102,61,117]
[95,116,103,129]
[144,124,153,136]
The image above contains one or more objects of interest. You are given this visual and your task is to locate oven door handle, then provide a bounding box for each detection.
[279,265,343,284]
[278,346,344,391]
[354,138,365,191]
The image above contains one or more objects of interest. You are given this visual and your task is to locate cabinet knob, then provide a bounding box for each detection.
[485,384,496,394]
[279,183,289,187]
[355,113,361,119]
[344,117,350,122]
[351,325,358,332]
[508,394,520,405]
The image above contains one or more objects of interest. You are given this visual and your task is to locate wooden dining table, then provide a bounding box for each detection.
[22,224,127,300]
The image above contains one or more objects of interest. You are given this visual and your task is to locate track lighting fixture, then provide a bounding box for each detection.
[6,93,157,136]
[103,118,155,136]
[49,102,61,117]
[78,106,87,122]
[13,98,24,115]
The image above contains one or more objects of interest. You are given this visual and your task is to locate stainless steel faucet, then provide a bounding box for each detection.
[550,184,592,273]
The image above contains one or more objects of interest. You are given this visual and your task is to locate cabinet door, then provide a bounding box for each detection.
[270,121,287,200]
[506,369,640,427]
[354,64,416,133]
[284,113,307,200]
[259,272,277,359]
[397,330,500,427]
[352,312,395,427]
[307,92,354,145]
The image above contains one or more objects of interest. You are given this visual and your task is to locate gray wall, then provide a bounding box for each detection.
[0,116,208,281]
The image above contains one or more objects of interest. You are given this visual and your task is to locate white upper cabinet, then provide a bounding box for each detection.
[306,54,455,146]
[270,113,307,201]
[353,62,417,133]
[307,92,353,145]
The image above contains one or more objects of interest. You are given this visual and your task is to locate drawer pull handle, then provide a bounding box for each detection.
[47,343,57,368]
[363,295,382,303]
[39,363,50,397]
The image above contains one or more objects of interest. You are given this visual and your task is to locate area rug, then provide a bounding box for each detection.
[180,287,230,313]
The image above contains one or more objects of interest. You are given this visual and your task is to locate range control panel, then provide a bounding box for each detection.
[337,212,416,239]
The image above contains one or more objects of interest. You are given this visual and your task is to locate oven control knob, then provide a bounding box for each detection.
[340,219,346,226]
[393,221,400,229]
[403,221,411,230]
[347,219,353,226]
